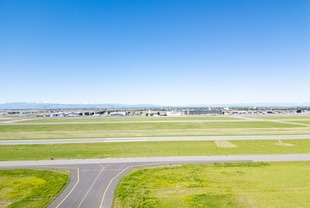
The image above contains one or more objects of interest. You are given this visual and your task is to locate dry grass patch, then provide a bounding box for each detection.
[276,140,294,146]
[215,140,237,148]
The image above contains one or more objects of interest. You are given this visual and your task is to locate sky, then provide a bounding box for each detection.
[0,0,309,105]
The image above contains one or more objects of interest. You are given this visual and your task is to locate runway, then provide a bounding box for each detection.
[1,154,310,208]
[1,134,309,145]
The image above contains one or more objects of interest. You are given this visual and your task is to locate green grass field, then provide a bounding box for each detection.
[113,162,310,208]
[0,139,309,161]
[0,115,309,207]
[1,121,308,140]
[0,169,68,208]
[0,121,302,132]
[288,120,310,125]
[247,115,310,120]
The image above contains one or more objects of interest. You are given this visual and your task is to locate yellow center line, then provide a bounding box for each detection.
[55,168,80,208]
[77,164,106,208]
[99,166,130,208]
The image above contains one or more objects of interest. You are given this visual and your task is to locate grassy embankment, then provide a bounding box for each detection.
[0,139,310,161]
[113,162,310,208]
[0,169,68,208]
[1,121,309,140]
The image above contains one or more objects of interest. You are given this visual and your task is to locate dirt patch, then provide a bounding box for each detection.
[215,140,237,148]
[276,140,294,147]
[0,188,14,208]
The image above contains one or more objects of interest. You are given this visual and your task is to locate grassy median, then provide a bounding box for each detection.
[0,169,69,208]
[0,139,309,161]
[113,162,310,208]
[1,121,309,140]
[247,115,310,120]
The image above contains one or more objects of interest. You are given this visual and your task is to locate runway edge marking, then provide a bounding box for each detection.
[99,166,130,208]
[77,164,106,208]
[55,168,80,208]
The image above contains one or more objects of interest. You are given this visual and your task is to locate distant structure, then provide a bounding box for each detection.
[165,111,183,116]
[187,109,224,115]
[109,112,126,117]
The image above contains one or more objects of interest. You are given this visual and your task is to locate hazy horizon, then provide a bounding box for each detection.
[1,101,310,108]
[1,0,309,105]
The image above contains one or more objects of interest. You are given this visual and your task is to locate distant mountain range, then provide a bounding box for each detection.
[0,102,310,110]
[196,103,310,108]
[0,102,160,110]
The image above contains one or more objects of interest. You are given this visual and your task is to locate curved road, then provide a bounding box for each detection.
[1,154,310,208]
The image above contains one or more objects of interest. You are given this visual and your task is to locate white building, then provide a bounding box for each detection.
[109,112,126,117]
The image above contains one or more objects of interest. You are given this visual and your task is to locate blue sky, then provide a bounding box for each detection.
[0,0,309,105]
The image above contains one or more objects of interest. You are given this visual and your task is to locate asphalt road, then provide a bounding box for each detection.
[1,154,310,208]
[1,134,310,145]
